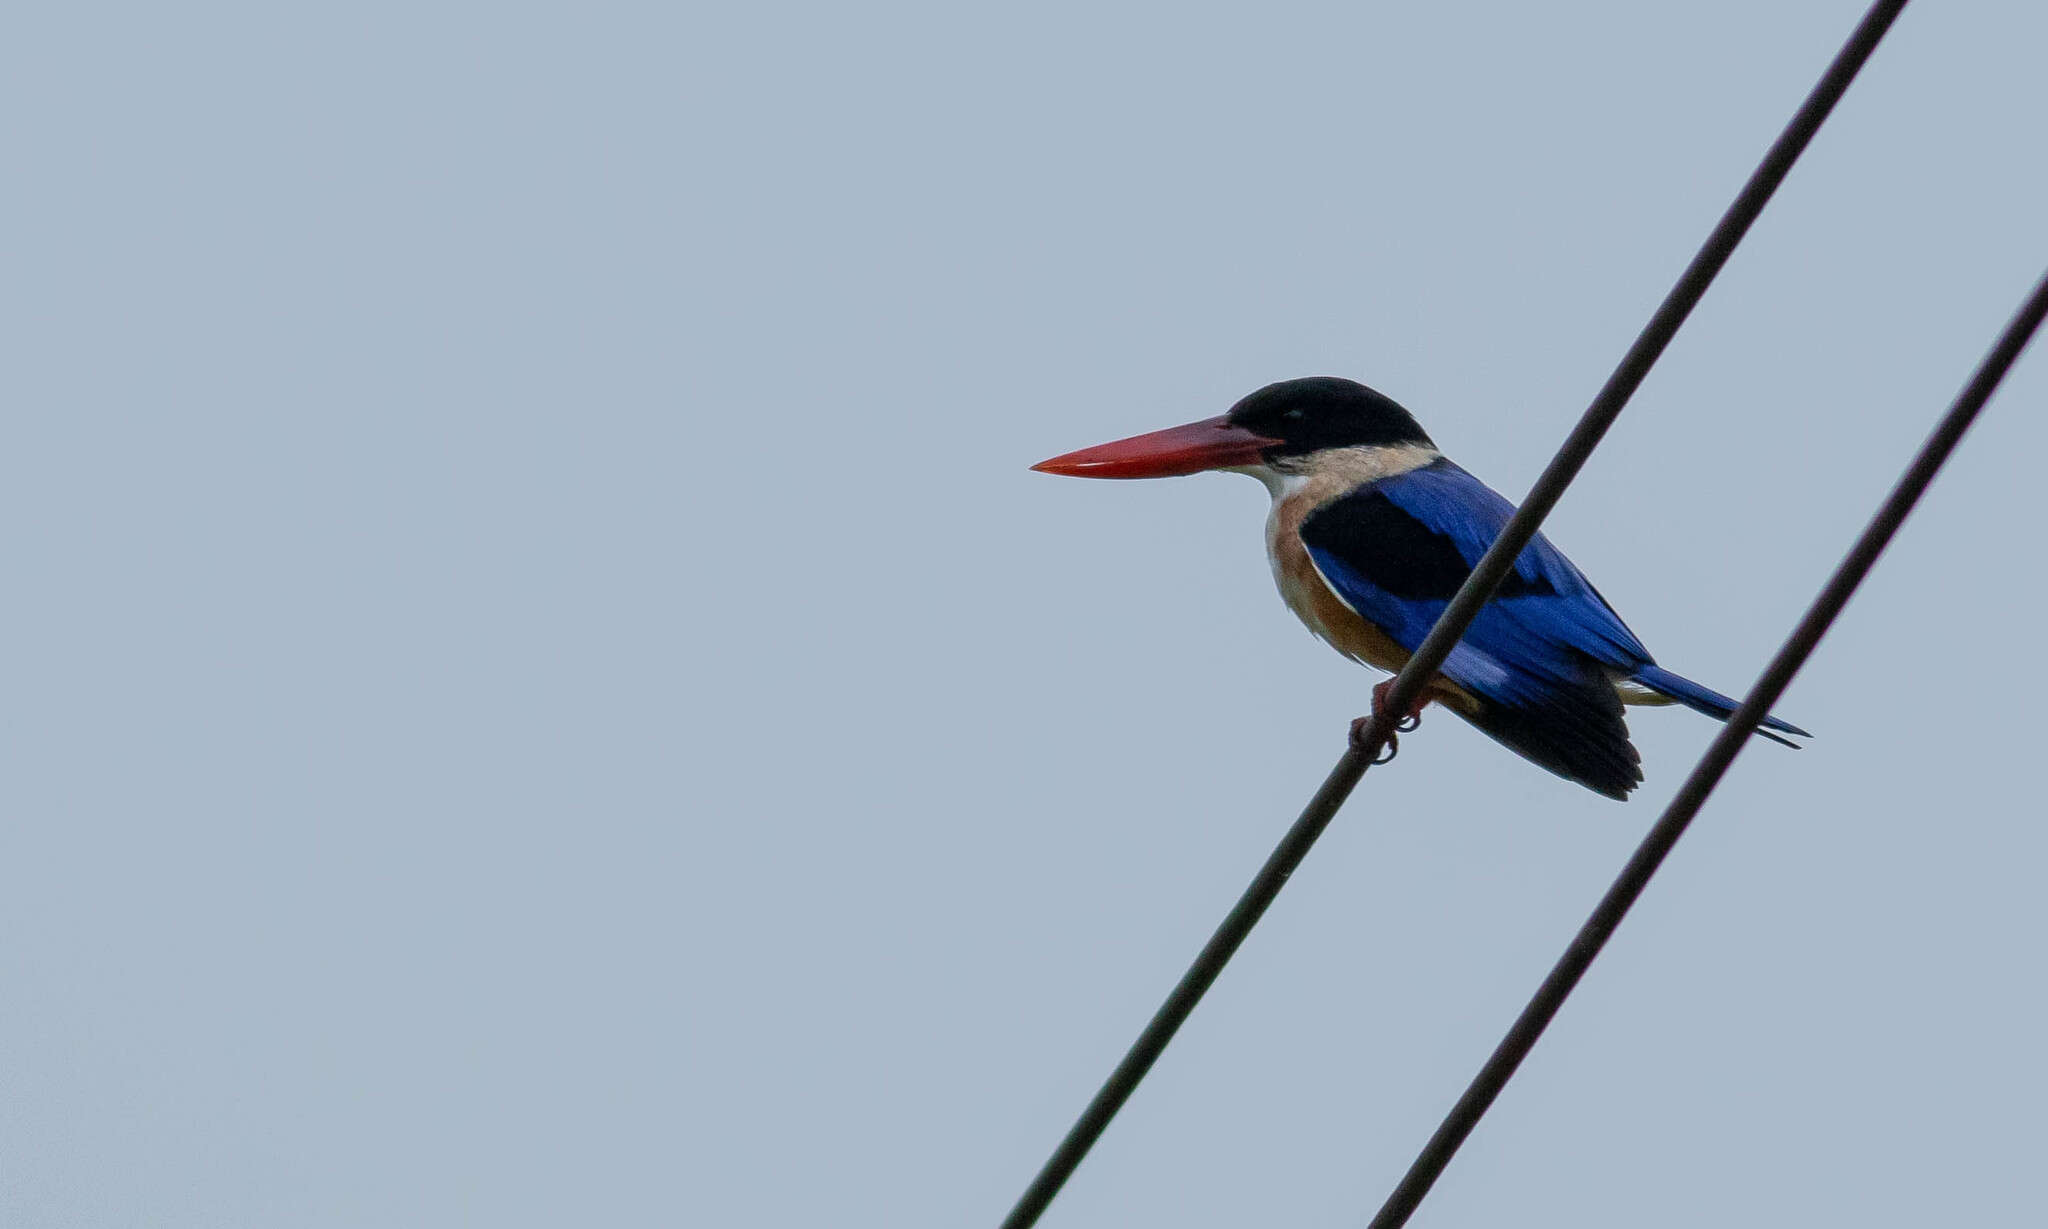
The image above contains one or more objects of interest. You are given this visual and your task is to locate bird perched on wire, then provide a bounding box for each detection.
[1032,376,1808,799]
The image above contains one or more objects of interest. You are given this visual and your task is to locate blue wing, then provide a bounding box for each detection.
[1301,460,1651,699]
[1300,459,1806,798]
[1299,459,1654,796]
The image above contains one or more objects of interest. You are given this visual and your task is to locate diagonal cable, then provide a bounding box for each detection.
[999,2,1910,1225]
[1367,264,2048,1229]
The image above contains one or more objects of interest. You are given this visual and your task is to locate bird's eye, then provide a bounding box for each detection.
[1282,408,1305,421]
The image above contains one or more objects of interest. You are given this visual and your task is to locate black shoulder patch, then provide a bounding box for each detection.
[1300,488,1556,602]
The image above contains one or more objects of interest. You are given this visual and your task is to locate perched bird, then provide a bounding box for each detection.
[1031,376,1808,799]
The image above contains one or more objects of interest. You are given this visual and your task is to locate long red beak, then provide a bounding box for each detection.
[1030,415,1283,479]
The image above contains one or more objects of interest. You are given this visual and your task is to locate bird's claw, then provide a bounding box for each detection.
[1356,680,1426,763]
[1350,715,1400,764]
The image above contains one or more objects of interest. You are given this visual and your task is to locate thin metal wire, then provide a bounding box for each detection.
[1367,265,2048,1229]
[998,3,1910,1225]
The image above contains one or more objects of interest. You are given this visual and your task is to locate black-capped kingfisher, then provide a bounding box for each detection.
[1032,376,1808,800]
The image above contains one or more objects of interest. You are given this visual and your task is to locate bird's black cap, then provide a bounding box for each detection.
[1226,376,1434,456]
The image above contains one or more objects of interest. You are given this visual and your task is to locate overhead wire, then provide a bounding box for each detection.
[998,2,1912,1225]
[1368,264,2048,1229]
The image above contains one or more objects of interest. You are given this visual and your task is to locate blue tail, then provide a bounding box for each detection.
[1630,664,1812,745]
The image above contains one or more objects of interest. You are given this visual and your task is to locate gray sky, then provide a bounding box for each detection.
[6,2,2046,1225]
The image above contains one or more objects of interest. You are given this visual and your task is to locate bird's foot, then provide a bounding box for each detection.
[1351,681,1429,764]
[1376,679,1430,730]
[1350,714,1399,764]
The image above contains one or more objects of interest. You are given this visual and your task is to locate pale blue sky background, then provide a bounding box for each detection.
[5,2,2046,1225]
